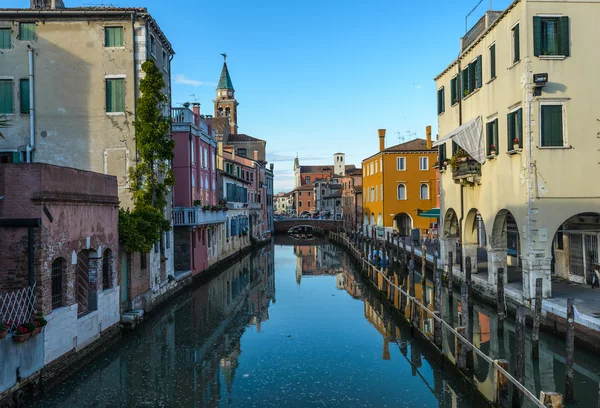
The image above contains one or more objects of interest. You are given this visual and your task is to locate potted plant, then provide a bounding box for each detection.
[202,205,211,211]
[193,200,202,207]
[490,144,496,156]
[30,320,42,337]
[13,325,30,343]
[0,322,8,340]
[23,322,37,337]
[34,311,47,327]
[513,138,520,150]
[463,89,469,97]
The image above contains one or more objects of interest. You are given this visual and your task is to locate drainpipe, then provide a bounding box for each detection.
[457,59,464,272]
[26,46,35,162]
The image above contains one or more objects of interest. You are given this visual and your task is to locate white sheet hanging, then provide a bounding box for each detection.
[433,116,485,164]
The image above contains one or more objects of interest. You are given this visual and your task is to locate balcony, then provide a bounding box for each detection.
[452,160,481,185]
[225,202,262,211]
[173,207,227,227]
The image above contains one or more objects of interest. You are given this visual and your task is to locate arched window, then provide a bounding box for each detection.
[51,258,66,310]
[420,183,429,200]
[102,249,112,290]
[397,184,407,200]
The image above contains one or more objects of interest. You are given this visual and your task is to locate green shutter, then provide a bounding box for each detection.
[475,55,482,88]
[441,87,445,113]
[12,152,21,163]
[450,78,456,105]
[559,16,570,57]
[507,112,514,149]
[20,79,30,114]
[490,44,496,79]
[19,23,36,41]
[486,121,493,154]
[493,119,499,149]
[461,68,468,98]
[105,27,124,47]
[517,108,523,147]
[106,78,125,113]
[541,105,563,147]
[533,17,542,56]
[0,28,11,49]
[0,80,13,114]
[513,24,520,62]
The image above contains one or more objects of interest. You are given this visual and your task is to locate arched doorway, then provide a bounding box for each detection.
[370,213,375,226]
[393,213,412,236]
[552,212,600,285]
[377,213,383,227]
[464,209,487,274]
[443,208,459,239]
[490,210,521,285]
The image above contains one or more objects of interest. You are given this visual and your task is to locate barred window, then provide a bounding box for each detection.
[102,249,112,290]
[51,257,66,310]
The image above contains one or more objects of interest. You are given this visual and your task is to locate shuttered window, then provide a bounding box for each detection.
[486,119,499,156]
[541,105,564,147]
[0,28,11,49]
[534,16,569,57]
[105,27,124,47]
[462,55,482,98]
[106,78,125,113]
[512,24,520,63]
[20,79,30,113]
[437,86,445,114]
[19,23,36,41]
[507,108,523,149]
[438,144,447,164]
[0,80,13,114]
[450,76,458,105]
[489,44,496,79]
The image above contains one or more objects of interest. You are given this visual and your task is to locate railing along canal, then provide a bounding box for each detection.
[330,232,551,408]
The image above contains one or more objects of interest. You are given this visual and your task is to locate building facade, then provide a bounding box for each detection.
[341,169,363,233]
[434,0,600,299]
[362,130,438,238]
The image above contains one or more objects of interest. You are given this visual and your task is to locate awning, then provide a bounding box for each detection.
[418,208,440,218]
[433,116,485,164]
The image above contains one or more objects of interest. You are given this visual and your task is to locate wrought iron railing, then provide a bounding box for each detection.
[0,285,36,330]
[452,160,481,181]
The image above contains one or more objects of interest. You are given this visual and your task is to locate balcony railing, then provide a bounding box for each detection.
[172,107,195,124]
[452,160,481,184]
[173,207,227,227]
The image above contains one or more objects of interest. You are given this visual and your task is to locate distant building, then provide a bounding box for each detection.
[274,192,294,215]
[341,168,363,232]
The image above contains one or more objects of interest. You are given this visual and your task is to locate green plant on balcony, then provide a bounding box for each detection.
[193,200,202,207]
[0,115,9,140]
[449,148,468,170]
[202,205,211,211]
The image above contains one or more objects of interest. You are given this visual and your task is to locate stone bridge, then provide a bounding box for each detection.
[273,219,343,233]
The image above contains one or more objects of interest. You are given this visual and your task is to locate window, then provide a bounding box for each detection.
[486,119,499,155]
[370,162,374,174]
[190,140,195,163]
[141,253,147,269]
[512,24,520,63]
[462,56,482,98]
[450,76,458,105]
[419,157,429,170]
[489,44,496,79]
[299,201,302,207]
[380,184,383,200]
[307,192,311,196]
[308,201,311,207]
[20,79,29,114]
[105,27,124,47]
[51,258,66,310]
[540,104,565,147]
[19,23,36,41]
[0,80,12,114]
[106,78,125,113]
[237,148,247,157]
[452,141,459,156]
[150,34,156,56]
[374,160,378,173]
[298,191,302,196]
[162,50,168,71]
[102,249,112,290]
[420,184,429,200]
[375,185,378,201]
[397,157,406,171]
[397,184,406,200]
[507,108,523,149]
[0,28,11,49]
[305,176,310,184]
[437,86,445,114]
[534,16,569,57]
[438,144,447,165]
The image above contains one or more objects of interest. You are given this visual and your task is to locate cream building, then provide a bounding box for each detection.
[434,0,600,301]
[0,3,175,309]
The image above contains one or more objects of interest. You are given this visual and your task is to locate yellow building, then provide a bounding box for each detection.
[362,129,437,237]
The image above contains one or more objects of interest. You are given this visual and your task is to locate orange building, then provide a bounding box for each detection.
[362,129,438,237]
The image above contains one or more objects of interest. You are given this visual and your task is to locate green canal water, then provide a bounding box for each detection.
[29,238,600,407]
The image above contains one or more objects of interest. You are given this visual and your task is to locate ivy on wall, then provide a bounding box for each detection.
[119,60,175,253]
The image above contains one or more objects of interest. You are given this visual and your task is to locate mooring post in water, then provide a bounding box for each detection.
[513,305,526,408]
[540,392,563,408]
[566,297,575,401]
[456,326,467,369]
[460,283,471,349]
[493,359,509,407]
[447,252,454,289]
[465,256,472,311]
[497,269,505,334]
[411,242,415,261]
[421,243,427,304]
[433,311,442,348]
[532,278,543,360]
[409,263,416,332]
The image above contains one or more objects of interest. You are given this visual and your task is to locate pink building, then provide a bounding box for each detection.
[172,104,224,276]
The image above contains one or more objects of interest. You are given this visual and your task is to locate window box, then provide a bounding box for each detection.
[507,148,522,156]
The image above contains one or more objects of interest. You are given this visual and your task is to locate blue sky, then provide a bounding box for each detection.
[7,0,514,192]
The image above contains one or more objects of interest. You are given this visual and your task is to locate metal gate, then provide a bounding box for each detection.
[585,235,599,285]
[76,250,90,317]
[568,234,585,283]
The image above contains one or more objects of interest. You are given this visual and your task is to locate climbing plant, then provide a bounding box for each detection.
[0,115,9,139]
[119,60,175,253]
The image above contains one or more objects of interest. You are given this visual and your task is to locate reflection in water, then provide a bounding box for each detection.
[30,240,599,407]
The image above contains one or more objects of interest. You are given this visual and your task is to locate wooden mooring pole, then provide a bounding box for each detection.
[421,243,427,305]
[434,257,442,349]
[540,392,564,408]
[513,305,526,408]
[409,262,416,333]
[565,298,575,401]
[493,359,509,407]
[447,252,454,290]
[532,278,542,360]
[465,256,472,310]
[456,326,467,370]
[497,269,505,334]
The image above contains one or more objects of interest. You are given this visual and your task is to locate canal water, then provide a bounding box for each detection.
[30,238,600,407]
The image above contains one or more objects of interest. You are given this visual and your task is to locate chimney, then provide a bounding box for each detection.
[192,103,200,127]
[33,0,65,9]
[270,163,274,171]
[378,129,386,152]
[253,150,259,161]
[52,0,65,8]
[426,126,432,149]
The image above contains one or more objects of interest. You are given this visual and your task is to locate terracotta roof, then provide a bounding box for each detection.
[346,168,362,176]
[228,133,265,142]
[294,184,314,191]
[210,117,229,134]
[353,186,363,193]
[300,164,356,174]
[385,138,436,152]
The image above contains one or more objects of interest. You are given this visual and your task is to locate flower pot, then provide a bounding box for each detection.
[460,157,467,163]
[13,333,30,343]
[490,150,496,156]
[31,327,42,337]
[0,330,8,340]
[513,144,519,150]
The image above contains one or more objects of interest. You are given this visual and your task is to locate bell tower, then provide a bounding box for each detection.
[213,53,239,134]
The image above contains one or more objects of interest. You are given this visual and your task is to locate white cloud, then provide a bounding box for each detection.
[416,85,422,89]
[174,74,215,87]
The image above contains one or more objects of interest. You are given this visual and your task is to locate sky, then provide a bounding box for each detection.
[6,0,514,192]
